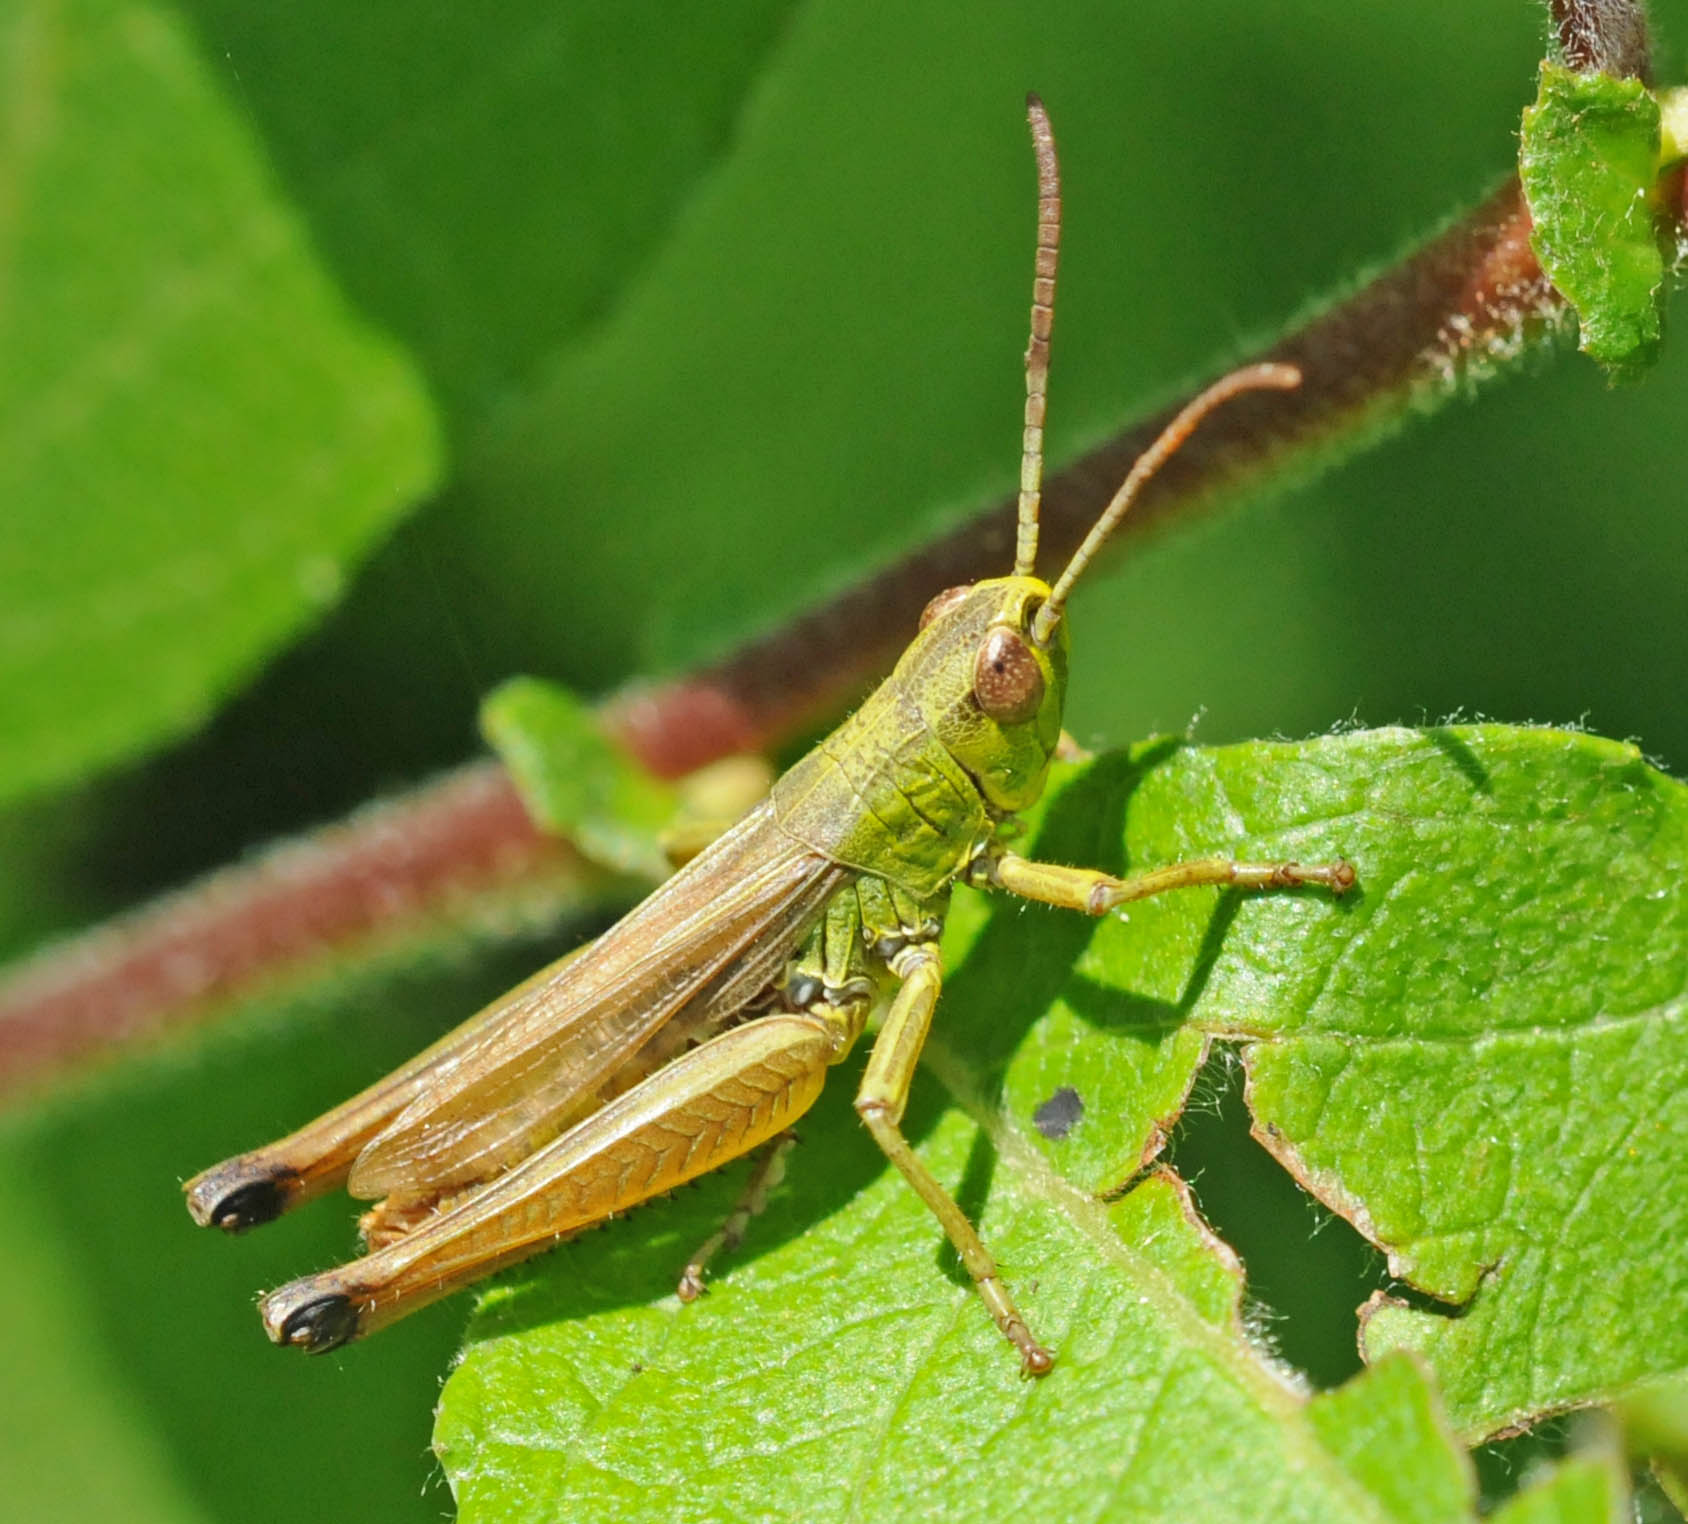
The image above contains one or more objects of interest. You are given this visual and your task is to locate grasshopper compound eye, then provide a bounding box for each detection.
[973,627,1044,724]
[919,585,972,630]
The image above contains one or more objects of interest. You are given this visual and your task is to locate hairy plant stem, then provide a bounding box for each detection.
[1550,0,1652,80]
[602,182,1560,777]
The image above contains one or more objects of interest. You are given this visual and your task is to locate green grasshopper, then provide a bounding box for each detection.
[185,97,1352,1375]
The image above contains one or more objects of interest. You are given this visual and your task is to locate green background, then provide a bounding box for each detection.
[2,2,1684,1519]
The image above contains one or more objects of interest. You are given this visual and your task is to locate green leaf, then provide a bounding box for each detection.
[1,0,796,812]
[1485,1454,1627,1524]
[1305,1353,1474,1524]
[438,1124,1457,1523]
[1519,61,1665,377]
[1616,1376,1688,1512]
[0,0,441,805]
[434,726,1680,1518]
[481,676,676,880]
[1303,1356,1478,1524]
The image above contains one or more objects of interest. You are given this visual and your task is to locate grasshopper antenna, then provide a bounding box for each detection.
[1030,362,1302,646]
[1014,93,1061,579]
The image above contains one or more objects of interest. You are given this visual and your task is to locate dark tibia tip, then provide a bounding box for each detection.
[207,1176,292,1232]
[184,1162,299,1231]
[274,1293,361,1354]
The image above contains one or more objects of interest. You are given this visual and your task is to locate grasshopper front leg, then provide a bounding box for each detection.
[864,848,1355,1377]
[857,941,1054,1376]
[975,851,1356,914]
[261,1003,865,1351]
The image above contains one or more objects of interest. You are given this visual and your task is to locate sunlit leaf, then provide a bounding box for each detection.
[435,727,1680,1518]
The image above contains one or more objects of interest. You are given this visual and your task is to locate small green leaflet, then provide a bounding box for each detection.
[481,676,677,881]
[1520,61,1666,378]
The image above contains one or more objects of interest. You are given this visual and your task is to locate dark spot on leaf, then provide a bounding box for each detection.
[1032,1086,1084,1140]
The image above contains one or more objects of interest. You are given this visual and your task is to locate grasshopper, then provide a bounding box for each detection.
[185,97,1352,1375]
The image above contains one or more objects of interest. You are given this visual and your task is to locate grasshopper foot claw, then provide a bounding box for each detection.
[1021,1344,1056,1377]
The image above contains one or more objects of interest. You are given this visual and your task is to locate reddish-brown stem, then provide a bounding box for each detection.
[1550,0,1652,81]
[603,180,1560,777]
[0,763,601,1094]
[0,175,1575,1099]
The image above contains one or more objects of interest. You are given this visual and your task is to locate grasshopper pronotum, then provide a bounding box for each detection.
[185,97,1353,1375]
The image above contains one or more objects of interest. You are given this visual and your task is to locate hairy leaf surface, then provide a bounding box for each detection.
[435,727,1683,1518]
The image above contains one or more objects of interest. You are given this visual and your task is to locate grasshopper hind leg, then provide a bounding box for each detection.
[274,1291,362,1354]
[255,1006,864,1350]
[676,1129,799,1301]
[188,1168,299,1233]
[675,948,878,1300]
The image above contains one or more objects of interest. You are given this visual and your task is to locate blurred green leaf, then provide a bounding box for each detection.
[0,0,797,816]
[0,0,441,806]
[1616,1376,1688,1512]
[1486,1454,1628,1524]
[1520,61,1665,376]
[434,727,1680,1517]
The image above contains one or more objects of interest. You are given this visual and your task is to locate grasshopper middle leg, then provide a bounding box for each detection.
[856,940,1054,1376]
[977,851,1356,914]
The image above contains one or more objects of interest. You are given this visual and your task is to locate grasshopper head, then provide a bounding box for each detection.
[912,576,1068,814]
[898,96,1298,819]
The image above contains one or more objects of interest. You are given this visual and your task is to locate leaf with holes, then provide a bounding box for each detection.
[433,725,1683,1519]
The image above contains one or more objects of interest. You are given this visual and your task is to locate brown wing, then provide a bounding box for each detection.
[347,800,844,1202]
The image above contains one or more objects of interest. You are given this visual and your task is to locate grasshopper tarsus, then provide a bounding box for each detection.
[1227,858,1357,897]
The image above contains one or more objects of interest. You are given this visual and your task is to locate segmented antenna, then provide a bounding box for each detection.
[1030,363,1302,646]
[1015,94,1061,579]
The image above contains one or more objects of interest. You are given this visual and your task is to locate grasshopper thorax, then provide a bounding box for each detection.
[908,575,1069,815]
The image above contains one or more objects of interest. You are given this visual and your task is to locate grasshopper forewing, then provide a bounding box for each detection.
[186,96,1353,1374]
